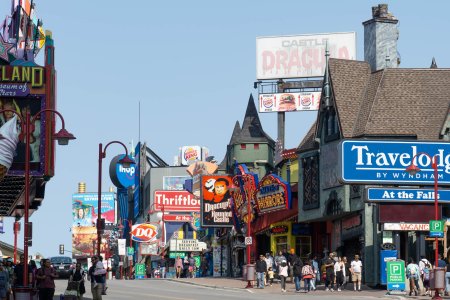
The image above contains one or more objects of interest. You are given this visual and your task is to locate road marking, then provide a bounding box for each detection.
[246,289,254,293]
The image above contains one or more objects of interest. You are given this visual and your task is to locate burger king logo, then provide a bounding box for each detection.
[262,96,274,108]
[184,147,199,162]
[131,223,158,242]
[301,95,311,106]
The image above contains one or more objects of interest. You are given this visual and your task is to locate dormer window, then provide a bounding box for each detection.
[240,144,246,150]
[324,108,339,141]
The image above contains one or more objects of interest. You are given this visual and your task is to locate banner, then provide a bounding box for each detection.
[230,164,258,223]
[200,175,233,227]
[255,174,291,215]
[259,92,321,113]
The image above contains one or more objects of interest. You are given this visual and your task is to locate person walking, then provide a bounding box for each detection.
[342,256,349,290]
[87,256,103,300]
[69,263,86,300]
[406,257,420,296]
[175,256,183,278]
[264,253,273,286]
[35,259,57,300]
[255,255,267,289]
[422,260,431,296]
[188,254,196,278]
[334,256,345,291]
[0,259,11,300]
[288,248,298,283]
[278,258,288,293]
[311,255,319,289]
[324,252,335,292]
[292,256,303,292]
[301,260,315,293]
[350,254,363,292]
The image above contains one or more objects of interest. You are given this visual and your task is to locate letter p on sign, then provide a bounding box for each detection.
[391,265,400,275]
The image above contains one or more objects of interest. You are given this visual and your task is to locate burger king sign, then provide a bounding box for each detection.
[131,223,158,243]
[181,146,201,165]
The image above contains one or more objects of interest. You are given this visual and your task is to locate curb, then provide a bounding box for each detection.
[166,279,249,292]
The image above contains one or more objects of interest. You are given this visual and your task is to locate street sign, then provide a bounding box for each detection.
[127,247,134,256]
[429,220,444,238]
[429,231,444,238]
[339,140,450,185]
[387,260,405,291]
[169,252,186,259]
[367,188,450,203]
[134,263,146,279]
[245,237,253,245]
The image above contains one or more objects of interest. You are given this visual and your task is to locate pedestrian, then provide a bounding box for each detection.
[278,257,288,293]
[311,255,319,288]
[255,254,267,289]
[334,256,344,291]
[160,255,167,278]
[324,252,335,292]
[13,255,25,288]
[342,256,349,290]
[264,253,273,286]
[200,255,209,277]
[267,267,274,286]
[87,256,103,300]
[188,253,196,278]
[301,260,315,293]
[406,257,419,296]
[183,256,189,278]
[422,261,431,296]
[292,256,303,292]
[175,256,183,278]
[445,259,450,296]
[96,256,107,295]
[0,259,11,300]
[288,248,298,283]
[350,254,363,292]
[35,259,57,300]
[69,262,86,300]
[146,263,152,279]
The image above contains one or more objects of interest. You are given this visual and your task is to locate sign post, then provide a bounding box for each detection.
[134,263,146,279]
[387,260,406,292]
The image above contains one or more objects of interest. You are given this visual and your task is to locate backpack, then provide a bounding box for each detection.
[423,267,430,281]
[281,260,287,268]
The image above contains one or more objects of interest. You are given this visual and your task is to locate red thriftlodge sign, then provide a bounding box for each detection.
[154,190,200,212]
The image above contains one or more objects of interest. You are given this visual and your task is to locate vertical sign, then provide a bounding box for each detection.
[135,263,146,279]
[118,239,126,256]
[429,220,444,238]
[133,143,141,218]
[387,260,405,291]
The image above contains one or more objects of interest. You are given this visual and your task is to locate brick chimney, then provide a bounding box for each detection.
[363,4,400,72]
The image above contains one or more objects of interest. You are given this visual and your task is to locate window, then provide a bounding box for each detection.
[302,156,319,210]
[253,144,259,150]
[240,144,246,150]
[324,108,339,141]
[295,236,312,260]
[275,236,288,254]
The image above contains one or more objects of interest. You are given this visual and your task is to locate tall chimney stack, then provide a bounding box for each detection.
[363,4,400,72]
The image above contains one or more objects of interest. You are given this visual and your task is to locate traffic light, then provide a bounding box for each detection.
[59,244,64,255]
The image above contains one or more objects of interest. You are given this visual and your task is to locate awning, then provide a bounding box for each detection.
[253,196,298,234]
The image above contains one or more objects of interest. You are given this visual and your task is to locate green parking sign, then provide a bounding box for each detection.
[387,261,405,291]
[127,247,134,255]
[430,220,444,232]
[135,263,146,279]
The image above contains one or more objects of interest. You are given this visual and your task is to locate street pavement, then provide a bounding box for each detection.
[52,277,408,300]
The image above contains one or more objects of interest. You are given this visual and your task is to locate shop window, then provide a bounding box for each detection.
[253,144,259,150]
[275,236,288,254]
[302,156,319,210]
[295,236,311,260]
[240,144,246,150]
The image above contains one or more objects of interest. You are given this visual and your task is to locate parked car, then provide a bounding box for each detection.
[49,256,74,278]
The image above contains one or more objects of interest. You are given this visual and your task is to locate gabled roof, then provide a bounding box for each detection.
[297,58,450,152]
[233,94,275,145]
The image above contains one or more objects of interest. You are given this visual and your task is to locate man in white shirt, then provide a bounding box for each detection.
[350,255,363,292]
[419,255,430,274]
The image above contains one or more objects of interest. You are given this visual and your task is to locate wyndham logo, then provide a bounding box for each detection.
[339,140,450,185]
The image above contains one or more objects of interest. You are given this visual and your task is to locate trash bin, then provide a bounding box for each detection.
[430,267,446,290]
[13,287,35,300]
[246,264,255,281]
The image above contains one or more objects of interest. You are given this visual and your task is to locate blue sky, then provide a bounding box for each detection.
[0,1,449,257]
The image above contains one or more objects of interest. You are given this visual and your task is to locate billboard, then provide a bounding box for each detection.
[339,140,450,185]
[153,190,200,212]
[230,165,258,223]
[163,176,190,190]
[72,226,98,257]
[200,175,233,227]
[0,66,56,177]
[255,174,291,215]
[256,32,356,79]
[259,92,321,113]
[366,188,450,203]
[72,193,115,227]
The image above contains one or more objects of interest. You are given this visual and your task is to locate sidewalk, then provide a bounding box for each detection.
[168,277,397,297]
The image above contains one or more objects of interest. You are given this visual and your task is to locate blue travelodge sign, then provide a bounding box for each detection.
[338,140,450,185]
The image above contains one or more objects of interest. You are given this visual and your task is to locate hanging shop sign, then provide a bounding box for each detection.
[259,92,321,113]
[255,174,291,215]
[270,225,289,235]
[140,243,158,255]
[169,252,186,259]
[339,140,450,185]
[169,239,207,252]
[154,190,200,212]
[383,223,429,231]
[200,175,233,227]
[131,223,158,243]
[366,188,450,203]
[109,154,136,188]
[230,164,258,223]
[163,214,193,222]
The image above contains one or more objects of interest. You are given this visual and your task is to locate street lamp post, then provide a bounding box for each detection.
[97,142,134,257]
[13,220,19,264]
[0,108,75,288]
[405,152,441,300]
[118,218,133,279]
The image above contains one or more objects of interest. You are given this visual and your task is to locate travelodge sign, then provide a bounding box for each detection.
[338,140,450,185]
